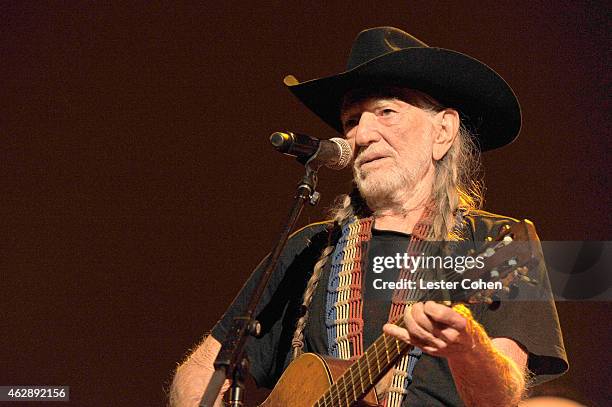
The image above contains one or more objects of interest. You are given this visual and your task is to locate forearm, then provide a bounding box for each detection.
[384,301,528,406]
[169,335,229,407]
[447,324,525,406]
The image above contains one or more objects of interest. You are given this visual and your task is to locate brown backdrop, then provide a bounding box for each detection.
[2,1,610,406]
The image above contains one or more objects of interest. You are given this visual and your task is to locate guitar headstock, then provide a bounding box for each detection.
[450,219,540,304]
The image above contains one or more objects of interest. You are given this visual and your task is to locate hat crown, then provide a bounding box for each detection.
[346,27,429,70]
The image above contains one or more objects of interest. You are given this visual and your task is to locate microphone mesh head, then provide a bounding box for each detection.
[327,138,353,170]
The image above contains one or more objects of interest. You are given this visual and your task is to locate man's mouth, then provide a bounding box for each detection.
[358,153,390,167]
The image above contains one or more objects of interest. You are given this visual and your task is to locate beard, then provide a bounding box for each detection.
[353,154,430,212]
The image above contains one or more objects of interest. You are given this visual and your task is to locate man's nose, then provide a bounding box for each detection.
[354,112,381,146]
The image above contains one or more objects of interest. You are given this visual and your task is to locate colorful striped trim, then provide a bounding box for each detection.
[325,216,372,359]
[324,209,437,407]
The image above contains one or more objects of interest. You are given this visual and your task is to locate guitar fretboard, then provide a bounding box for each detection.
[315,319,412,407]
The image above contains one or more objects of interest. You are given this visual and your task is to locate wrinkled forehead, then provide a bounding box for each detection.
[340,86,444,114]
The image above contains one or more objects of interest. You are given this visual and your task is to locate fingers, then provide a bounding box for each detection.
[385,301,472,357]
[383,322,442,354]
[405,303,448,350]
[383,323,410,342]
[422,301,467,331]
[431,325,462,344]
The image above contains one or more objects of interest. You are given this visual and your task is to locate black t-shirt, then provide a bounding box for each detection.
[211,212,568,406]
[361,229,408,349]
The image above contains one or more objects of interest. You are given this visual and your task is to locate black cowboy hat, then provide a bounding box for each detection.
[284,27,521,151]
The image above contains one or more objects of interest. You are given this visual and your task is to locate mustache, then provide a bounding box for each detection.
[354,147,395,166]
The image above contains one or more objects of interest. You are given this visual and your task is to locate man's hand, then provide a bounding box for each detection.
[170,335,230,407]
[383,301,476,359]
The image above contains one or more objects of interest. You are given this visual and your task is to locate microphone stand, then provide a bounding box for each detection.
[199,158,323,407]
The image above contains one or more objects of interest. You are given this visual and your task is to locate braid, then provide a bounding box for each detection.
[291,190,372,359]
[291,243,335,359]
[291,191,367,359]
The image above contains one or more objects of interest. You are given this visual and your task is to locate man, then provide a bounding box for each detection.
[171,27,567,406]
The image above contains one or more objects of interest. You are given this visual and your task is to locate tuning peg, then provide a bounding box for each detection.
[483,247,496,257]
[248,320,262,337]
[513,267,536,285]
[496,224,512,240]
[516,266,529,275]
[518,275,538,285]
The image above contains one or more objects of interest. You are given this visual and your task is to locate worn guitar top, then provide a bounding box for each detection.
[211,210,568,406]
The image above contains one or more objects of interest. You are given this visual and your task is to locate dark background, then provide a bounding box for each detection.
[2,1,610,406]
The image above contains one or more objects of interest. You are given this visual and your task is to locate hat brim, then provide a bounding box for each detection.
[285,47,521,151]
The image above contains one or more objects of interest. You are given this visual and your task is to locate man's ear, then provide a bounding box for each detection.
[433,109,460,161]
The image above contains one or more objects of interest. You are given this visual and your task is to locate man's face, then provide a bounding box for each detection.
[341,95,439,209]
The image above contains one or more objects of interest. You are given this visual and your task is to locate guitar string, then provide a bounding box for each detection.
[318,329,411,406]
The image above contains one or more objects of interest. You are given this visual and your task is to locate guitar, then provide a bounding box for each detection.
[259,220,540,407]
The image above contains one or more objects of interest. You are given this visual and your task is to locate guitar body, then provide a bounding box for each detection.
[258,353,380,407]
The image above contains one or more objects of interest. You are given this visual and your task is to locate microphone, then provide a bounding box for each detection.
[270,131,353,170]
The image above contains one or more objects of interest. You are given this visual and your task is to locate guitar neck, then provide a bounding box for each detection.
[316,320,412,406]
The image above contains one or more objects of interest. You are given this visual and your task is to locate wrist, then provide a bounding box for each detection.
[448,304,494,364]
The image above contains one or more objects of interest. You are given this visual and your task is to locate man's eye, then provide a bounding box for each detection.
[380,108,397,116]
